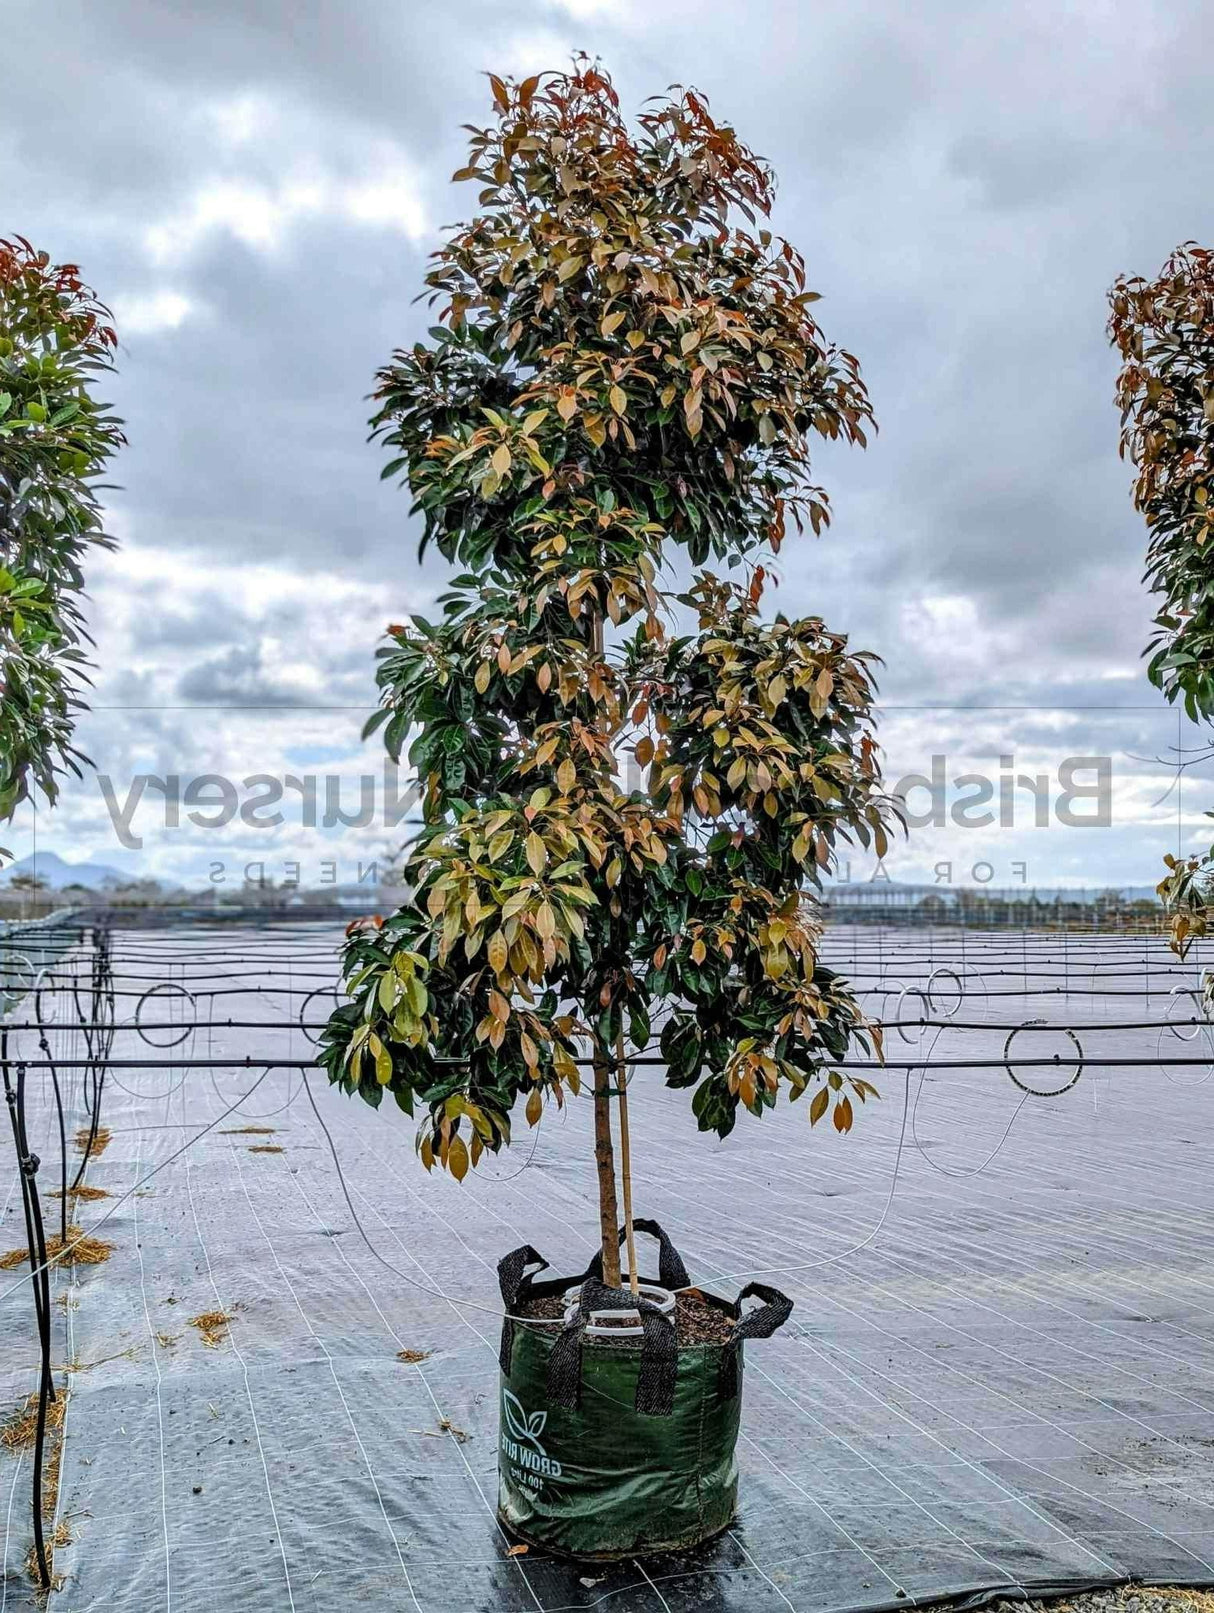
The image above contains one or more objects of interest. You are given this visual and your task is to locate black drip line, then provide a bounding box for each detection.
[0,924,117,1590]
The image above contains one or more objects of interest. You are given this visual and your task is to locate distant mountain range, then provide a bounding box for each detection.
[0,851,129,889]
[0,857,1165,902]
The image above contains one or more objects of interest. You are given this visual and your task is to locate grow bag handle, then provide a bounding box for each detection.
[584,1218,690,1292]
[547,1277,678,1417]
[496,1244,549,1374]
[719,1283,794,1398]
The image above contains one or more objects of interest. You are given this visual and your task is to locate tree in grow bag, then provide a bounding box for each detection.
[320,60,895,1555]
[1109,244,1214,954]
[0,239,123,854]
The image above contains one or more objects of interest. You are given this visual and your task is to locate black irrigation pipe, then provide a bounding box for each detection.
[3,1054,1214,1070]
[16,982,1210,1001]
[831,941,1186,954]
[0,923,116,1588]
[107,949,1203,961]
[867,1017,1214,1032]
[843,970,1197,980]
[3,1021,330,1032]
[883,1019,1212,1032]
[98,965,336,977]
[2,1061,54,1590]
[69,930,117,1194]
[850,982,1200,994]
[96,949,341,959]
[3,1016,1212,1036]
[34,986,67,1246]
[849,971,1196,981]
[18,980,338,993]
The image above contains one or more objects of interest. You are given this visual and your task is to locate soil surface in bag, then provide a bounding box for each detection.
[517,1288,735,1346]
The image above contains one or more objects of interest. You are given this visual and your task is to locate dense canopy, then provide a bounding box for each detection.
[0,238,122,832]
[1110,243,1214,951]
[321,63,895,1197]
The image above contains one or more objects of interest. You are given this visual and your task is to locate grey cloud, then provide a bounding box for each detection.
[175,645,314,707]
[129,594,252,652]
[6,0,1214,883]
[947,133,1103,212]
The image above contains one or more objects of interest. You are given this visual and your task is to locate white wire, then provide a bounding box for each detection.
[910,1064,1030,1178]
[679,1068,914,1285]
[299,1066,915,1303]
[0,1067,274,1308]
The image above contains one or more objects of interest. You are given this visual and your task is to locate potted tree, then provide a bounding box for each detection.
[321,60,894,1558]
[0,238,123,1590]
[1108,245,1214,955]
[0,238,122,843]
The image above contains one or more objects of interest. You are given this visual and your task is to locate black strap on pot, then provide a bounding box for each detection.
[497,1244,549,1374]
[584,1218,690,1291]
[719,1283,794,1398]
[547,1278,678,1417]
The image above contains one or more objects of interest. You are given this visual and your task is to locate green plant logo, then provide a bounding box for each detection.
[500,1388,562,1484]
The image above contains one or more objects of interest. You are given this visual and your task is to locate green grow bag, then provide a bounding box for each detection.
[496,1220,792,1559]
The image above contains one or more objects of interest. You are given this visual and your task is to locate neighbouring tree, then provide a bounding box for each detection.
[321,62,895,1285]
[1109,243,1214,952]
[0,238,123,848]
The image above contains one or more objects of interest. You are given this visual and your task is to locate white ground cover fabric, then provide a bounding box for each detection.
[1,924,1214,1612]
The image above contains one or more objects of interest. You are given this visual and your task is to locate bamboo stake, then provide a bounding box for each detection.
[615,1027,639,1297]
[589,600,623,1289]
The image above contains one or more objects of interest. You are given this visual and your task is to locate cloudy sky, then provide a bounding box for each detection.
[5,0,1214,892]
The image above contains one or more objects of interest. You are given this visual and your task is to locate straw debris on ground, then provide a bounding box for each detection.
[248,1144,284,1153]
[974,1590,1214,1613]
[48,1184,111,1203]
[60,1346,140,1375]
[189,1311,234,1348]
[412,1417,469,1443]
[25,1518,71,1596]
[396,1349,432,1364]
[11,1375,71,1596]
[219,1125,276,1135]
[2,1391,66,1453]
[0,1225,113,1271]
[73,1126,111,1157]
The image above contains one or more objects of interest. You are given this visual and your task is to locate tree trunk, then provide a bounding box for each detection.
[592,1035,622,1288]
